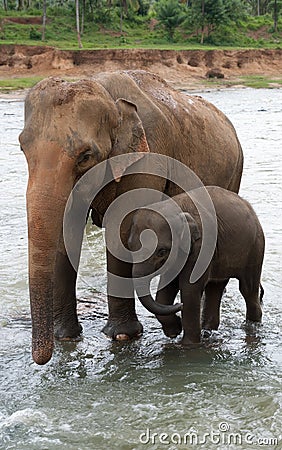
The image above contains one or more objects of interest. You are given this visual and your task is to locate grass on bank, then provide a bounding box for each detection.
[0,76,43,91]
[240,75,282,88]
[1,75,282,93]
[203,75,282,89]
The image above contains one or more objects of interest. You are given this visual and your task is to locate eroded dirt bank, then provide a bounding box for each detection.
[1,45,282,89]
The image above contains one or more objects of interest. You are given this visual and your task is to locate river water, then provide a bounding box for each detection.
[0,88,281,450]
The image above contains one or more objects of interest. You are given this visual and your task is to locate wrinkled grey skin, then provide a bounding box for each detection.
[20,70,243,364]
[128,186,264,345]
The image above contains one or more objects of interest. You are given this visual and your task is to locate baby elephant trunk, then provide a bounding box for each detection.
[133,269,182,316]
[137,292,182,316]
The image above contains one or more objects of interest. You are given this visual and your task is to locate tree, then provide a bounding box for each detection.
[138,0,150,16]
[117,0,140,33]
[244,0,273,15]
[273,0,278,29]
[76,0,83,48]
[42,0,47,41]
[155,0,186,41]
[189,0,225,43]
[189,0,245,43]
[17,0,32,9]
[267,0,282,31]
[224,0,246,22]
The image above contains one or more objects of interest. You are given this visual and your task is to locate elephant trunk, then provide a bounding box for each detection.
[29,274,55,365]
[137,292,182,316]
[134,271,182,316]
[27,178,72,365]
[132,263,183,316]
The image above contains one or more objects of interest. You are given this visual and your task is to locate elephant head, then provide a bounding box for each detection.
[19,78,150,364]
[128,206,201,316]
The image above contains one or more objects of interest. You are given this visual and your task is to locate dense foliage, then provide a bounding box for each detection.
[0,0,281,47]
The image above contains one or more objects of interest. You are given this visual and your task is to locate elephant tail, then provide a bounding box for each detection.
[259,283,264,304]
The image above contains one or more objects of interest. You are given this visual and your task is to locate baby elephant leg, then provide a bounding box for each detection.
[201,280,229,330]
[239,277,263,323]
[180,283,203,345]
[155,277,182,338]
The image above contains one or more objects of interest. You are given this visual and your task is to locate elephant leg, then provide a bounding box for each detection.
[102,249,143,340]
[155,277,182,338]
[181,284,202,345]
[53,248,82,340]
[239,276,262,323]
[201,280,229,330]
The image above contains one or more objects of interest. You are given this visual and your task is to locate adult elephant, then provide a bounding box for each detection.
[19,70,243,365]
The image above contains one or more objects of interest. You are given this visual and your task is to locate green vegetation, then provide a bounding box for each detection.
[0,76,43,91]
[155,0,186,41]
[1,74,282,92]
[0,0,281,49]
[202,74,282,88]
[240,74,282,87]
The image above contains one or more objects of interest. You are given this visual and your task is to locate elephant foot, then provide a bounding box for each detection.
[181,330,201,347]
[102,318,143,341]
[54,321,83,341]
[181,339,202,349]
[157,314,182,338]
[201,319,220,331]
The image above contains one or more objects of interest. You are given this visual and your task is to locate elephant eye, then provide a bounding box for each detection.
[156,248,169,258]
[77,150,92,166]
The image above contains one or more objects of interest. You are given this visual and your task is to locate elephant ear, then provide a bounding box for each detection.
[180,212,201,249]
[109,98,150,182]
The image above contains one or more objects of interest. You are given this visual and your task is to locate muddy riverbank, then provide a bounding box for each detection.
[1,45,282,90]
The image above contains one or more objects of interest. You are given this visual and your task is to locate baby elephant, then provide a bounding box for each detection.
[128,186,265,346]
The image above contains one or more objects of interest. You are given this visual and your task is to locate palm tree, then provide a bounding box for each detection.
[76,0,83,48]
[156,0,185,41]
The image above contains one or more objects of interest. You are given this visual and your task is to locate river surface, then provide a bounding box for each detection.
[0,88,281,450]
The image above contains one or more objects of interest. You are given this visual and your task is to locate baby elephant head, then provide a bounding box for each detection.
[128,206,201,278]
[127,204,201,316]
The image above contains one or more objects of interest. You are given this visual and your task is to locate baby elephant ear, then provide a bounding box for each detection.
[109,98,150,182]
[181,212,201,243]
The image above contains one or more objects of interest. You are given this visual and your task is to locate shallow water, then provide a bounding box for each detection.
[0,89,281,450]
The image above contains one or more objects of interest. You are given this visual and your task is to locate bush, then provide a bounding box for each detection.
[91,5,120,28]
[29,26,41,40]
[138,0,151,16]
[246,14,273,30]
[205,23,257,46]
